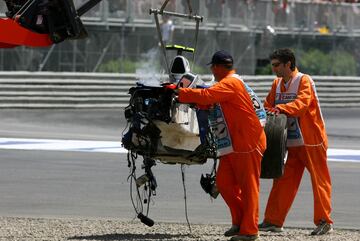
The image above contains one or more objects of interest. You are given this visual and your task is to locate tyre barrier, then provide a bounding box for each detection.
[1,72,360,108]
[261,113,288,179]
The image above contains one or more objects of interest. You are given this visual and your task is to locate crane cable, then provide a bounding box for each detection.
[181,164,192,233]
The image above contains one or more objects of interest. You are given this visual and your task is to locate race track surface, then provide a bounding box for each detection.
[0,108,359,240]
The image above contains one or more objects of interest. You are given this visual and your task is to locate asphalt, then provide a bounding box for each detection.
[0,108,359,229]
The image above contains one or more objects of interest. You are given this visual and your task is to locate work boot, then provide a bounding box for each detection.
[224,225,240,237]
[258,221,284,232]
[230,234,259,241]
[311,220,333,235]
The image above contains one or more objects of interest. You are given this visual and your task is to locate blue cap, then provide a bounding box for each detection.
[207,50,233,65]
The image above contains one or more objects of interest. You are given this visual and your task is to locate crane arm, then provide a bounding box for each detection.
[0,0,103,48]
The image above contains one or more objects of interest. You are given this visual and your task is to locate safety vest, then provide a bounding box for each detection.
[275,72,320,147]
[232,74,267,127]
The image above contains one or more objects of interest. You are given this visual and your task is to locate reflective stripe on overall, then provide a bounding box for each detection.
[275,72,323,147]
[232,74,267,127]
[275,73,304,147]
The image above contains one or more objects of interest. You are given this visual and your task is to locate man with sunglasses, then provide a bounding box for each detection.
[259,48,333,235]
[177,50,266,241]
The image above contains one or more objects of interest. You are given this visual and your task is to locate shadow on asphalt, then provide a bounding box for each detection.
[68,233,188,240]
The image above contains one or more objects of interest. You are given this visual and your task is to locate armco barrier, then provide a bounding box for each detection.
[0,72,360,108]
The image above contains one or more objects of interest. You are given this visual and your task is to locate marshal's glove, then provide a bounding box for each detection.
[265,107,280,115]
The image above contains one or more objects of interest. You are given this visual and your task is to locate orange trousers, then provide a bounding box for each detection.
[216,149,264,235]
[264,145,333,226]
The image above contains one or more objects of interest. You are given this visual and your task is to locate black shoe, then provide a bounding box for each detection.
[224,225,240,237]
[230,234,259,241]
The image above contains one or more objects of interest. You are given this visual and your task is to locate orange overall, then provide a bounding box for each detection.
[263,69,333,227]
[179,70,266,235]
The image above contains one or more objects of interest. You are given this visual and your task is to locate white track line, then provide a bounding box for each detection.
[0,137,126,153]
[0,137,359,163]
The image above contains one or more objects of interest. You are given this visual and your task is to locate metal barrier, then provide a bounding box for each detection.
[0,72,359,108]
[1,0,360,35]
[76,0,360,35]
[1,1,360,74]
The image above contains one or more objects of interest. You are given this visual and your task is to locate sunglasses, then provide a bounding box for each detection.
[271,62,282,67]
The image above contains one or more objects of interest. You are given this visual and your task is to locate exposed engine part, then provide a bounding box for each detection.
[200,157,219,199]
[137,212,154,227]
[127,152,158,227]
[200,173,219,199]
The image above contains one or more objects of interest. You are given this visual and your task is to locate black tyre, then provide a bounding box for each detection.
[260,113,288,179]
